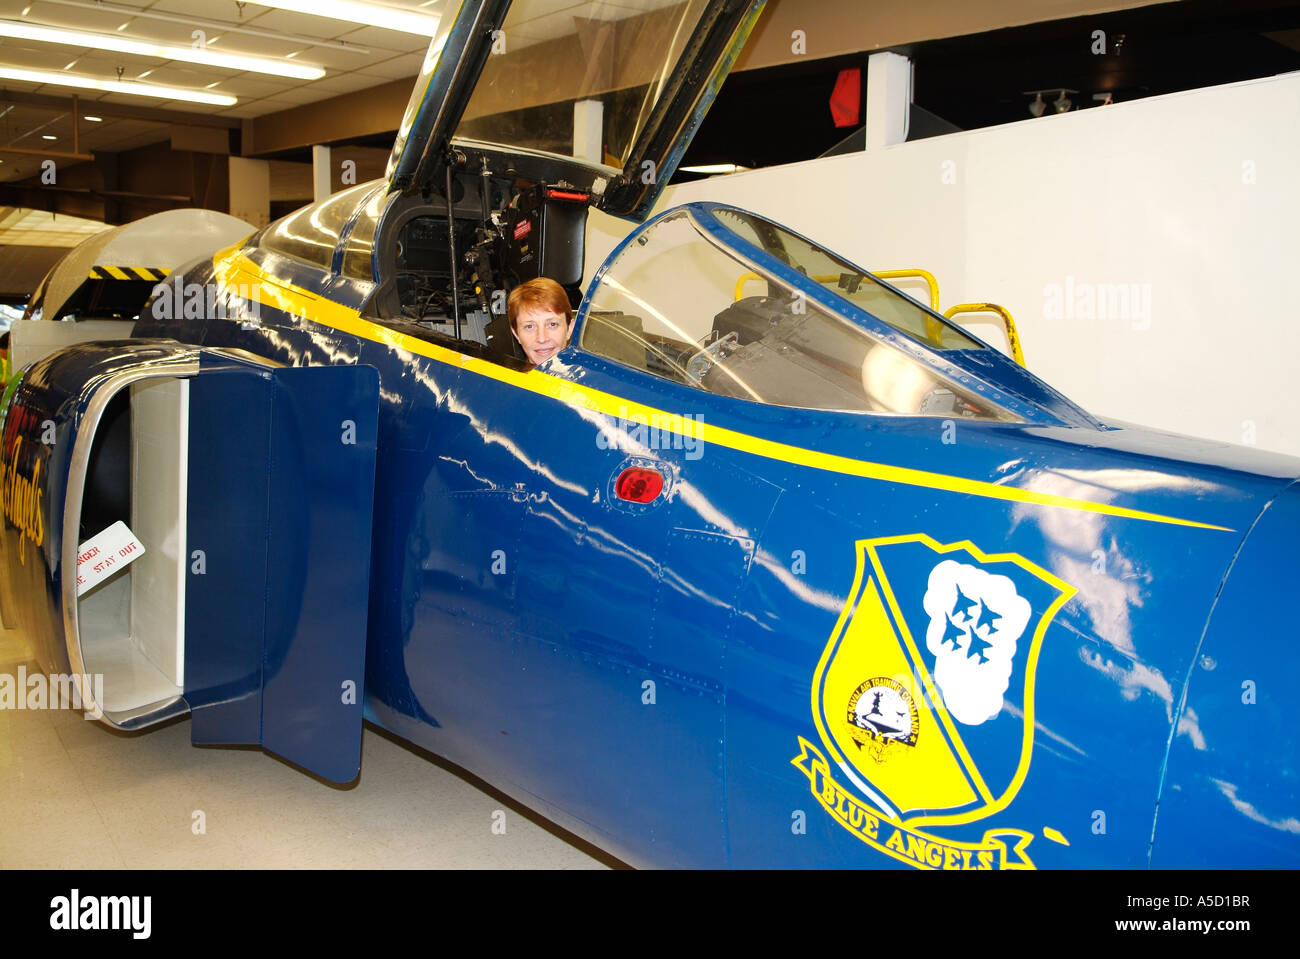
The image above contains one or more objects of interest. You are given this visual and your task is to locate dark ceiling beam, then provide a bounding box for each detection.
[242,78,411,157]
[0,146,95,162]
[2,183,190,201]
[0,88,240,129]
[0,183,106,220]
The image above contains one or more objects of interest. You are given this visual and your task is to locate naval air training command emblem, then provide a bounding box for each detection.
[792,534,1076,870]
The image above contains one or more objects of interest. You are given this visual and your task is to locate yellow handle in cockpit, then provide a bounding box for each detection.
[944,303,1026,366]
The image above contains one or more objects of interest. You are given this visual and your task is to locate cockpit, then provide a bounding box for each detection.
[579,205,1017,418]
[251,0,1017,417]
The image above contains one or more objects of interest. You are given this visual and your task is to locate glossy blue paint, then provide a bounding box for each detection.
[11,197,1299,864]
[0,343,377,779]
[105,206,1289,866]
[4,0,1297,867]
[131,248,1292,867]
[185,353,272,747]
[186,353,380,783]
[1151,480,1300,866]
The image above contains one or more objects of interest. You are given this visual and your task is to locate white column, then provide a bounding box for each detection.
[228,156,270,228]
[865,51,911,150]
[312,144,332,202]
[573,99,604,164]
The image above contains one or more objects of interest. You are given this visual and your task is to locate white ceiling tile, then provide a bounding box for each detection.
[290,72,377,94]
[329,24,425,54]
[92,90,214,113]
[202,31,315,60]
[259,85,331,105]
[120,60,244,86]
[272,43,374,71]
[102,21,203,48]
[62,50,171,73]
[0,43,74,68]
[235,9,356,42]
[203,74,287,98]
[249,94,309,109]
[148,0,277,25]
[212,101,269,118]
[20,2,132,33]
[353,50,422,80]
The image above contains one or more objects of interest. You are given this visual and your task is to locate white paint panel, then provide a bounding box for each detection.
[129,378,188,688]
[10,318,136,372]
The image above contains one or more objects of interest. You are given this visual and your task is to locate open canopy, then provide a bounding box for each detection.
[385,0,765,220]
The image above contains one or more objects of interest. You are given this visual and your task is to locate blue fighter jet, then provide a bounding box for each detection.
[2,0,1297,869]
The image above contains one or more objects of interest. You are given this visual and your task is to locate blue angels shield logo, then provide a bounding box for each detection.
[793,534,1076,869]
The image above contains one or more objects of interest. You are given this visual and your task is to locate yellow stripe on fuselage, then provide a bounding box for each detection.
[210,247,1233,533]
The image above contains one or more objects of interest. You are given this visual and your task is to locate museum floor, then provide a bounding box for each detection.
[0,623,609,869]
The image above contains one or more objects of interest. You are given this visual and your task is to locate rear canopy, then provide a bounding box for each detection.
[26,208,254,322]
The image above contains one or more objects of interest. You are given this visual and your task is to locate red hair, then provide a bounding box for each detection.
[508,277,571,331]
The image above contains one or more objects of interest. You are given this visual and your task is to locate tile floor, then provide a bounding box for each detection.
[0,625,614,869]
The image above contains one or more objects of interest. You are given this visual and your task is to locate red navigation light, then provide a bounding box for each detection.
[615,467,664,504]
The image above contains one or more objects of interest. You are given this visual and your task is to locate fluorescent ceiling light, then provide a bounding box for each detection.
[245,0,442,36]
[42,134,56,139]
[0,19,326,80]
[83,115,102,121]
[35,0,371,55]
[0,66,238,106]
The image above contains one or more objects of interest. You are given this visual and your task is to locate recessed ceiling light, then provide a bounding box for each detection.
[0,66,238,106]
[42,134,57,140]
[245,0,442,36]
[0,19,326,80]
[116,22,130,32]
[20,6,30,16]
[83,115,103,122]
[205,81,220,89]
[138,70,153,79]
[63,60,77,70]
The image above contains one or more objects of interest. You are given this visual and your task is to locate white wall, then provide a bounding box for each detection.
[587,71,1300,458]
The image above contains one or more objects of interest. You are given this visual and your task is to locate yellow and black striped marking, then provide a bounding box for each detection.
[86,266,172,282]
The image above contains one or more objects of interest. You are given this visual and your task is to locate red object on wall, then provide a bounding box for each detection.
[829,68,862,128]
